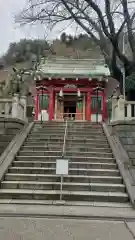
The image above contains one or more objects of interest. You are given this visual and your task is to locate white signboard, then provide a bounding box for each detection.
[64,84,77,88]
[56,159,69,175]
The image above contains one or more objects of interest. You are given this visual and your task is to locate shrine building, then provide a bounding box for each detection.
[33,57,111,122]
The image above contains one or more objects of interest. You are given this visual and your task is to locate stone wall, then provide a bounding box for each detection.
[0,118,25,156]
[111,121,135,165]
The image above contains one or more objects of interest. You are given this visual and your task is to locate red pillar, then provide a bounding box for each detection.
[34,94,39,121]
[48,89,54,121]
[102,91,106,121]
[86,91,91,121]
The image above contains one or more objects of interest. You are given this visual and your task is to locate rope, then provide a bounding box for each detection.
[62,120,68,158]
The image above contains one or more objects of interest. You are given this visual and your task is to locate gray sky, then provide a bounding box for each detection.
[0,0,76,57]
[0,0,26,56]
[0,0,54,56]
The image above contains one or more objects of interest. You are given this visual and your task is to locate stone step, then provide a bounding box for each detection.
[33,129,104,134]
[67,136,107,141]
[0,135,13,142]
[21,145,111,153]
[0,143,9,151]
[35,123,66,126]
[4,173,123,184]
[35,122,101,126]
[13,161,117,169]
[33,128,65,132]
[21,146,63,151]
[32,131,65,134]
[15,155,116,163]
[1,181,126,193]
[34,124,66,127]
[4,130,19,135]
[0,142,11,147]
[0,199,131,208]
[68,130,104,134]
[68,125,102,128]
[66,147,112,153]
[67,138,108,143]
[18,150,113,158]
[25,139,109,146]
[32,132,65,136]
[25,139,64,144]
[26,137,108,144]
[27,136,64,141]
[66,151,113,158]
[0,189,128,202]
[29,133,65,138]
[29,134,107,140]
[24,142,110,148]
[34,125,103,129]
[18,150,62,156]
[33,127,65,131]
[31,133,105,138]
[8,167,120,176]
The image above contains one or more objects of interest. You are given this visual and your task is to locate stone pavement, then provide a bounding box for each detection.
[0,204,135,239]
[0,217,134,240]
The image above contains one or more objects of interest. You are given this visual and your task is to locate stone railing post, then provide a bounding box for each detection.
[111,96,118,121]
[11,94,19,118]
[20,96,27,121]
[0,83,3,113]
[117,95,125,120]
[4,102,10,116]
[127,103,132,118]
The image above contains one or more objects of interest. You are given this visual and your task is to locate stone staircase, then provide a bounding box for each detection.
[0,121,129,204]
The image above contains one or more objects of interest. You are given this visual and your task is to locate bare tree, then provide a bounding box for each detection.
[17,0,135,97]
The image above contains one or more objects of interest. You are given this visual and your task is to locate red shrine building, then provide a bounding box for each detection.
[33,57,111,122]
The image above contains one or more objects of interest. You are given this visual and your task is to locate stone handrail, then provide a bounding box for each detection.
[124,101,135,119]
[0,94,27,122]
[111,95,135,122]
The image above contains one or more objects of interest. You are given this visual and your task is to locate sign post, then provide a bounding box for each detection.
[56,159,69,201]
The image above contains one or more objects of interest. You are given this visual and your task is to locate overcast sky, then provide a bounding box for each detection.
[0,0,25,56]
[0,0,76,57]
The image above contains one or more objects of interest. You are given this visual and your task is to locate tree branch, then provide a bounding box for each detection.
[121,0,135,57]
[84,0,111,39]
[105,0,115,35]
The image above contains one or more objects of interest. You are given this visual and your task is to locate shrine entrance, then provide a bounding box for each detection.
[64,94,77,120]
[55,93,84,121]
[34,57,110,122]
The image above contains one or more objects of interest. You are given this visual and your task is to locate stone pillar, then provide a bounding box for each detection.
[0,83,3,113]
[57,100,63,120]
[48,89,54,121]
[20,96,27,121]
[86,91,91,121]
[0,83,3,98]
[34,94,39,121]
[54,94,57,120]
[83,95,85,120]
[102,91,106,121]
[117,95,125,120]
[127,104,132,118]
[11,94,19,118]
[111,96,118,122]
[4,102,10,116]
[76,102,81,120]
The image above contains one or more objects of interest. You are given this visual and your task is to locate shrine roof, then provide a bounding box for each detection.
[36,57,110,79]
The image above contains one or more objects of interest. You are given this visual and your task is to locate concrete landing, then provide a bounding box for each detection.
[0,217,134,240]
[0,204,135,239]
